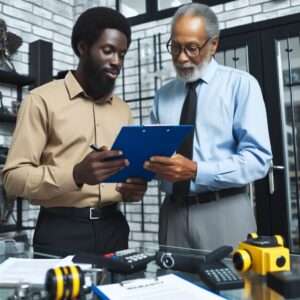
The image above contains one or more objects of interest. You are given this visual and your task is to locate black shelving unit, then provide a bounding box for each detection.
[0,114,16,123]
[0,70,35,86]
[0,70,35,112]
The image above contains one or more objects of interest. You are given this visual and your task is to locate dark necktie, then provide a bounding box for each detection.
[173,79,201,196]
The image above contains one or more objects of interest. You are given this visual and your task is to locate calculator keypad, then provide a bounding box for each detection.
[103,249,155,273]
[199,263,244,290]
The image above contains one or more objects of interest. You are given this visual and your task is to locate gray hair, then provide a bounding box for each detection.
[171,3,220,39]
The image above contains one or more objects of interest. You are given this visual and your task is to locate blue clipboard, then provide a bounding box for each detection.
[104,125,193,182]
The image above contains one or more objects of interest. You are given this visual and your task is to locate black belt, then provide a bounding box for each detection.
[41,204,119,220]
[170,187,247,206]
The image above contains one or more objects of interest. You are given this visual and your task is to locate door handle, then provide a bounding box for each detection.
[268,165,285,194]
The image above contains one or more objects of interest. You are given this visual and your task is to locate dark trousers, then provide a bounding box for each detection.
[33,208,129,256]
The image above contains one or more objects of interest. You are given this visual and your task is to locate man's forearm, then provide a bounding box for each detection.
[2,165,78,200]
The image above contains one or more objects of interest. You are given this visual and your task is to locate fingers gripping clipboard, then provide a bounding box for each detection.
[104,125,193,182]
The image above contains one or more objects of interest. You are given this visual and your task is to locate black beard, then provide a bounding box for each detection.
[86,72,115,100]
[83,56,116,100]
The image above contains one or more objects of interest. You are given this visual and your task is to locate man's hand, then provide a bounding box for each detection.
[143,154,197,182]
[116,178,147,202]
[73,146,129,186]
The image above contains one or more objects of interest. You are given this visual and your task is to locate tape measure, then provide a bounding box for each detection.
[45,265,84,300]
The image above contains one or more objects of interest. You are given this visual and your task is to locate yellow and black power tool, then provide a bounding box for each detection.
[45,265,85,300]
[232,233,290,275]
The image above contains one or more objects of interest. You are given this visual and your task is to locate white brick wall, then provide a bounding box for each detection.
[1,0,300,249]
[0,0,75,78]
[225,0,250,10]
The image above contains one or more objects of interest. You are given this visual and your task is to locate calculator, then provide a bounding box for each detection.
[198,261,244,291]
[102,249,156,273]
[73,248,155,273]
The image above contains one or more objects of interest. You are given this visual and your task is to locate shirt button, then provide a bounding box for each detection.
[101,183,105,187]
[96,123,99,127]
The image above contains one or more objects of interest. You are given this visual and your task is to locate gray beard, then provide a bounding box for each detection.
[174,58,209,82]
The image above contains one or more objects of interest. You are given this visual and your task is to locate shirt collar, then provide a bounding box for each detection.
[64,71,113,104]
[200,57,218,84]
[64,71,84,100]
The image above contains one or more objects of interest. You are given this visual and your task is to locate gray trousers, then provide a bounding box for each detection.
[159,193,257,251]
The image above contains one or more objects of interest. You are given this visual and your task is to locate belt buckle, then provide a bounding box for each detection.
[185,195,199,206]
[89,208,101,219]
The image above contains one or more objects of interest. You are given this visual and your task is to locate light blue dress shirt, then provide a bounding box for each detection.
[149,58,273,194]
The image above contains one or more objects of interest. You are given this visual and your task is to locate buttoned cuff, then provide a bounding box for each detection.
[195,161,217,186]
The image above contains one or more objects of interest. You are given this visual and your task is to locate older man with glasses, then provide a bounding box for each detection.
[144,3,272,250]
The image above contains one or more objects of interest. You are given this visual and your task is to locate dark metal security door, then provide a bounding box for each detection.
[217,14,300,253]
[261,22,300,253]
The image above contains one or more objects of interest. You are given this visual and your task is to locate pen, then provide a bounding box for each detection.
[90,144,102,152]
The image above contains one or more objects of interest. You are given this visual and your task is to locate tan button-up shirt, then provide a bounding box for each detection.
[2,71,133,208]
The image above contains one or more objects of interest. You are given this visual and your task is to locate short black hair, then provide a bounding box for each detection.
[71,7,131,57]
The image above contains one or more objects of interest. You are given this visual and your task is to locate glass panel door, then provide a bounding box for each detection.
[260,21,300,253]
[215,46,249,72]
[275,36,300,252]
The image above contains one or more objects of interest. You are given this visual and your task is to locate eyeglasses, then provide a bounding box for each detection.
[166,38,211,57]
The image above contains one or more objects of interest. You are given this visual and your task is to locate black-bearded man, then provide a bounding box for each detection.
[2,7,147,255]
